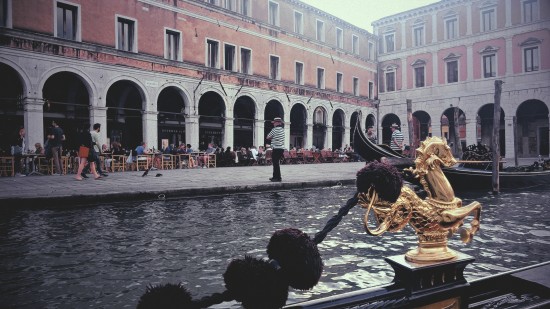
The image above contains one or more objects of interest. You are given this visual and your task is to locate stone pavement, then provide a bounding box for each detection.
[0,162,366,207]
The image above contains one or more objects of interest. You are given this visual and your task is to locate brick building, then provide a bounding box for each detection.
[0,0,378,153]
[374,0,550,160]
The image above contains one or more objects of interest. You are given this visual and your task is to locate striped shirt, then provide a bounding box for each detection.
[267,126,285,149]
[391,129,404,151]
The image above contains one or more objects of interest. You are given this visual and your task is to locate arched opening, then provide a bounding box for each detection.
[157,87,186,149]
[264,99,284,141]
[516,100,549,157]
[290,104,307,149]
[365,114,376,131]
[106,80,144,150]
[381,113,401,146]
[0,63,24,152]
[198,91,225,150]
[441,107,466,156]
[477,104,505,156]
[412,110,431,150]
[313,106,327,149]
[233,96,255,148]
[332,109,345,150]
[43,72,90,151]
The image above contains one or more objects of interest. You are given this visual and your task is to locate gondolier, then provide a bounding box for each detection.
[266,117,285,182]
[390,123,404,154]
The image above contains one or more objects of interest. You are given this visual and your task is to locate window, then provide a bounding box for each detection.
[336,73,343,92]
[414,66,425,87]
[270,55,280,80]
[384,33,394,53]
[0,0,8,27]
[206,0,217,4]
[352,77,359,96]
[336,28,343,49]
[241,0,250,16]
[483,54,496,77]
[368,81,374,98]
[56,2,79,40]
[368,41,374,60]
[413,26,424,47]
[117,16,136,52]
[224,44,236,71]
[223,0,235,11]
[523,0,538,23]
[446,60,458,83]
[240,47,251,74]
[165,29,181,61]
[524,46,539,72]
[316,20,325,42]
[481,8,495,32]
[295,62,304,85]
[386,71,395,92]
[294,11,303,34]
[352,35,359,55]
[445,17,457,40]
[206,39,219,68]
[317,67,325,89]
[268,1,279,26]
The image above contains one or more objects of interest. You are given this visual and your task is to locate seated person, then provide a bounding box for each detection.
[200,143,216,168]
[102,144,112,170]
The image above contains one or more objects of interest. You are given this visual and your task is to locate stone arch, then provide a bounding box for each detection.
[312,105,327,149]
[441,107,466,156]
[38,66,97,107]
[198,91,226,150]
[264,99,285,141]
[516,99,549,157]
[290,102,307,149]
[332,109,346,150]
[477,104,505,156]
[233,95,256,148]
[412,110,431,149]
[0,61,27,151]
[0,57,31,95]
[157,85,188,149]
[381,113,401,146]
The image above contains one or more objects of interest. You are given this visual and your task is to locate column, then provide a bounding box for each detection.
[432,14,438,43]
[505,37,513,76]
[185,114,200,150]
[401,21,406,50]
[504,116,515,161]
[223,117,234,149]
[306,123,313,150]
[90,106,108,146]
[254,118,265,148]
[284,121,290,150]
[401,58,408,90]
[432,52,439,86]
[465,117,477,146]
[142,111,158,149]
[23,97,44,151]
[466,3,472,35]
[466,44,474,81]
[432,122,442,139]
[344,126,351,149]
[326,125,333,150]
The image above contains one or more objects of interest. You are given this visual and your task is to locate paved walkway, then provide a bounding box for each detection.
[0,162,366,207]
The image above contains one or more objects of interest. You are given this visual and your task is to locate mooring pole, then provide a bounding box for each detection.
[492,80,503,194]
[407,99,413,157]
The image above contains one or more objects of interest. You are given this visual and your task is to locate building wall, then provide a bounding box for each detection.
[1,0,378,152]
[374,0,550,160]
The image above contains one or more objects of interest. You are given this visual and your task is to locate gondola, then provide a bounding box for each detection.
[353,116,550,189]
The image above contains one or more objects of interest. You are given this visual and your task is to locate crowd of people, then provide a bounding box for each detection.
[2,122,363,178]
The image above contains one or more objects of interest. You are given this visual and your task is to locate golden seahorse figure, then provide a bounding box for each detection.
[359,136,482,263]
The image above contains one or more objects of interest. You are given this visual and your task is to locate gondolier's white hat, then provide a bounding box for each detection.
[272,117,284,123]
[391,123,399,128]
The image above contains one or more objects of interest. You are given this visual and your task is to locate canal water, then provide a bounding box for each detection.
[1,185,549,308]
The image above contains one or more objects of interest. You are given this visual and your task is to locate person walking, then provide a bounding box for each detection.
[390,123,404,154]
[48,120,65,175]
[266,117,285,182]
[88,123,108,177]
[12,127,25,176]
[75,124,101,181]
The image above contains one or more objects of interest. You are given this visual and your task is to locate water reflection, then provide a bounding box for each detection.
[0,185,549,308]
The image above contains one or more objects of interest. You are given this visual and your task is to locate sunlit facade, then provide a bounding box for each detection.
[374,0,550,160]
[0,0,378,152]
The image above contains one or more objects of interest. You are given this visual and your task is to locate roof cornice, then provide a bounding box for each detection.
[372,0,471,27]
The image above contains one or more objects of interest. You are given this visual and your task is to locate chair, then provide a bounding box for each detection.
[332,152,343,163]
[161,154,175,170]
[264,150,273,165]
[321,150,333,163]
[302,150,314,164]
[207,153,216,168]
[282,150,294,164]
[37,157,52,174]
[0,156,15,177]
[136,154,149,171]
[289,150,301,164]
[111,155,126,172]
